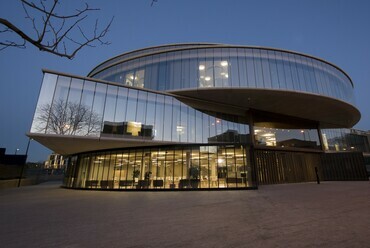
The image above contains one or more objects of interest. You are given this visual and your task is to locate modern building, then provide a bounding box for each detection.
[44,153,65,170]
[28,43,369,190]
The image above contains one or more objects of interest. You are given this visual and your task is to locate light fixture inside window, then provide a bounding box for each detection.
[176,125,184,134]
[221,61,228,67]
[199,65,205,70]
[217,158,225,164]
[225,74,229,78]
[205,76,211,81]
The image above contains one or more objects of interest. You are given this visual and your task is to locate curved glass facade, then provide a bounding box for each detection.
[31,73,250,144]
[91,46,355,105]
[28,44,365,190]
[89,43,218,77]
[64,144,253,189]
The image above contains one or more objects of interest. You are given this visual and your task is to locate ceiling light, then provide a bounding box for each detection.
[220,61,228,66]
[199,65,205,70]
[262,133,275,137]
[205,76,211,81]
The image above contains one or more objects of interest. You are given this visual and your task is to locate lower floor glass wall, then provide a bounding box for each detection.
[64,144,255,189]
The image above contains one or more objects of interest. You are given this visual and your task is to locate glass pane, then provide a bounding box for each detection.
[217,147,227,188]
[78,80,96,136]
[101,85,118,136]
[66,78,84,135]
[163,96,173,141]
[31,73,58,133]
[134,69,145,88]
[275,52,286,89]
[221,48,230,87]
[229,48,239,87]
[188,108,196,143]
[154,94,164,141]
[295,55,306,92]
[157,54,167,91]
[268,51,279,89]
[288,53,299,91]
[171,58,182,90]
[181,50,191,89]
[237,48,247,87]
[283,53,293,90]
[145,93,156,139]
[46,76,71,134]
[90,83,107,136]
[202,113,210,143]
[125,71,134,86]
[179,103,188,142]
[260,50,272,88]
[114,87,128,123]
[195,111,203,143]
[67,78,83,105]
[253,49,264,89]
[172,99,181,142]
[126,89,138,122]
[246,49,256,87]
[136,90,147,124]
[226,147,237,188]
[214,59,229,87]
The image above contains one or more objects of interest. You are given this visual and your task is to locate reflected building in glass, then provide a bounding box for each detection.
[28,43,369,190]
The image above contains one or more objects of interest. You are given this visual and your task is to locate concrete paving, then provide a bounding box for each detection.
[1,181,370,248]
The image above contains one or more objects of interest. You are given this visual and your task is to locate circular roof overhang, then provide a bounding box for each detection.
[169,88,360,128]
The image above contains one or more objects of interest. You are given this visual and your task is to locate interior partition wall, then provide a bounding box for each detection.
[63,144,255,190]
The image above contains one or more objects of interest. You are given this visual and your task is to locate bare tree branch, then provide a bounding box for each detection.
[21,0,99,19]
[0,0,113,59]
[151,0,158,7]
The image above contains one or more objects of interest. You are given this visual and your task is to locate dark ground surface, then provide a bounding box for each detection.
[1,181,370,248]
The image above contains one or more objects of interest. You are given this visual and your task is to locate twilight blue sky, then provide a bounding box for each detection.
[0,0,369,162]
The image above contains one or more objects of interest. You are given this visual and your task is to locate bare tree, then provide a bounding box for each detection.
[36,99,101,135]
[0,0,113,59]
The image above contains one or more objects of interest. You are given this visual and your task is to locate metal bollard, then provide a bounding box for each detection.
[315,167,320,184]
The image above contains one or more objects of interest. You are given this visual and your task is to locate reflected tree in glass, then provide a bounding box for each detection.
[36,99,101,135]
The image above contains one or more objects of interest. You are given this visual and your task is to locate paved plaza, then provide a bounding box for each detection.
[1,181,370,248]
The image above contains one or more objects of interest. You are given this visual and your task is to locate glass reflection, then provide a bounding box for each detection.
[254,127,320,149]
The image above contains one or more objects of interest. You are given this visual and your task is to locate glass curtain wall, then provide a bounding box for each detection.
[66,144,253,190]
[93,47,355,105]
[31,73,249,144]
[321,129,370,152]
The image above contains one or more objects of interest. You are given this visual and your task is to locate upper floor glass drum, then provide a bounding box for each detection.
[88,43,355,106]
